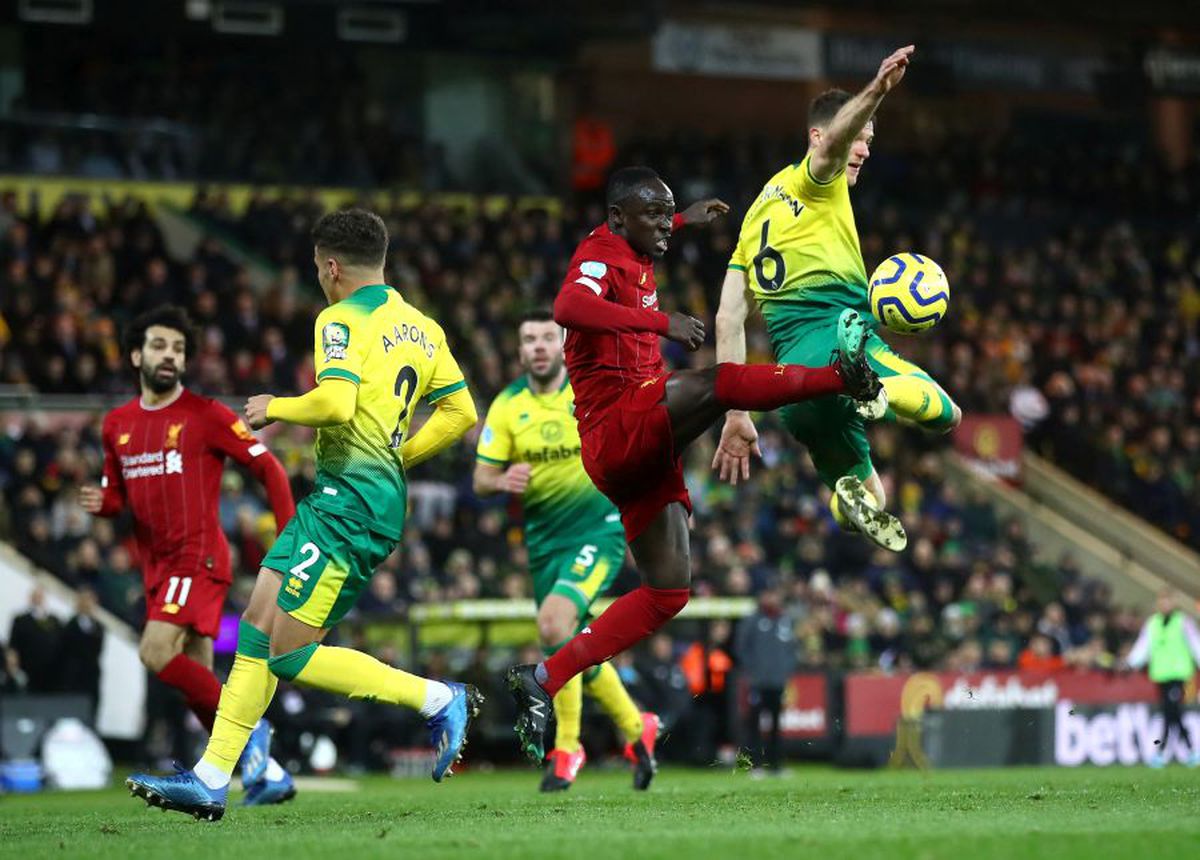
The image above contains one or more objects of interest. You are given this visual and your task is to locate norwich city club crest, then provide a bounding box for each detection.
[322,322,350,362]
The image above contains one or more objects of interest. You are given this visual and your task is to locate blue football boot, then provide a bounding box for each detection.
[239,719,272,786]
[127,764,227,822]
[427,682,484,782]
[243,768,296,806]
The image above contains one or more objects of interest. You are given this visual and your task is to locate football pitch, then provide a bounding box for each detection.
[4,766,1199,860]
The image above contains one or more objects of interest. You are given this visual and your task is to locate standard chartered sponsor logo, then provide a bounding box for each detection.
[120,450,183,479]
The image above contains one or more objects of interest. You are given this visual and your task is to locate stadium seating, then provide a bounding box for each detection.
[1,164,1159,685]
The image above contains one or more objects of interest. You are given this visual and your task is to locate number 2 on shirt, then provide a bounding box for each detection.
[389,365,419,449]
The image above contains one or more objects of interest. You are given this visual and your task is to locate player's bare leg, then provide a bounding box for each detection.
[137,621,187,673]
[183,631,214,670]
[139,620,223,733]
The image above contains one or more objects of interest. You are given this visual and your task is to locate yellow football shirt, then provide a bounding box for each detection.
[729,153,869,329]
[311,284,466,538]
[476,376,622,554]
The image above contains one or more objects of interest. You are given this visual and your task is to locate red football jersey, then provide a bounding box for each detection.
[559,223,670,431]
[97,389,293,588]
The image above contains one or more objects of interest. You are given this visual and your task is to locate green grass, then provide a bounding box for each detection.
[4,766,1200,860]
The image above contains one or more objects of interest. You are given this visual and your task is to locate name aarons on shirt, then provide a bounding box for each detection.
[118,449,184,479]
[380,320,436,358]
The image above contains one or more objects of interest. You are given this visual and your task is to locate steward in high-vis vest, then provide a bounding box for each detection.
[1125,590,1200,767]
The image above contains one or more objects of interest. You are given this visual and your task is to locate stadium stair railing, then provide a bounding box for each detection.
[942,454,1185,608]
[1020,453,1200,599]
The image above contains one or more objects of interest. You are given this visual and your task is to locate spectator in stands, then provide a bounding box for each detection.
[56,586,105,719]
[735,583,797,776]
[1017,633,1065,673]
[7,585,62,693]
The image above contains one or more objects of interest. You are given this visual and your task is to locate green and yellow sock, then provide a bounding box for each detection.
[199,621,278,778]
[269,643,445,715]
[880,374,957,432]
[584,661,644,745]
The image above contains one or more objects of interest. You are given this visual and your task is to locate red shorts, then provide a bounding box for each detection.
[580,374,692,542]
[145,572,229,638]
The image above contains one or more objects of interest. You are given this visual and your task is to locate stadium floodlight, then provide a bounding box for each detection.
[212,1,284,36]
[18,0,92,25]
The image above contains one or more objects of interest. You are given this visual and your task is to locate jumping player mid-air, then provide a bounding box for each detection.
[80,304,297,805]
[475,310,659,792]
[126,209,481,821]
[506,168,885,761]
[714,45,961,551]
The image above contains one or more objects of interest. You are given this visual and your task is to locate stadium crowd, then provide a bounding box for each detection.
[3,40,432,188]
[2,123,1195,763]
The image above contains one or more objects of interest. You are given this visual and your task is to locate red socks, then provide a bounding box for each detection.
[713,362,843,411]
[156,653,222,732]
[541,586,690,696]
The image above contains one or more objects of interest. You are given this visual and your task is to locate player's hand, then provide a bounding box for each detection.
[501,463,532,494]
[245,394,276,429]
[873,45,914,94]
[78,485,104,514]
[665,313,705,351]
[712,411,762,485]
[679,199,730,227]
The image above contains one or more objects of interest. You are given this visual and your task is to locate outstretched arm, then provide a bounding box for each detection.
[248,379,357,429]
[712,268,761,485]
[809,45,913,182]
[715,268,751,365]
[674,199,730,229]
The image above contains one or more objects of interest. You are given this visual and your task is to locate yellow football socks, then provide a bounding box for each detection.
[584,662,644,745]
[200,622,277,775]
[880,374,957,431]
[552,674,584,753]
[284,644,430,711]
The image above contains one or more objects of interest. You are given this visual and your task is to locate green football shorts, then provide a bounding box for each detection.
[776,319,947,489]
[529,532,626,621]
[263,498,396,629]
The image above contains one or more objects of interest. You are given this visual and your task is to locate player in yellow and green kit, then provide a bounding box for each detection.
[127,209,482,821]
[474,310,659,792]
[714,45,960,552]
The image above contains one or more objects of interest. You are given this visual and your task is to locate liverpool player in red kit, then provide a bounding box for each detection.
[79,305,298,804]
[507,167,885,764]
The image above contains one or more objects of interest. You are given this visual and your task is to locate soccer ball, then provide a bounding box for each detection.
[868,253,950,334]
